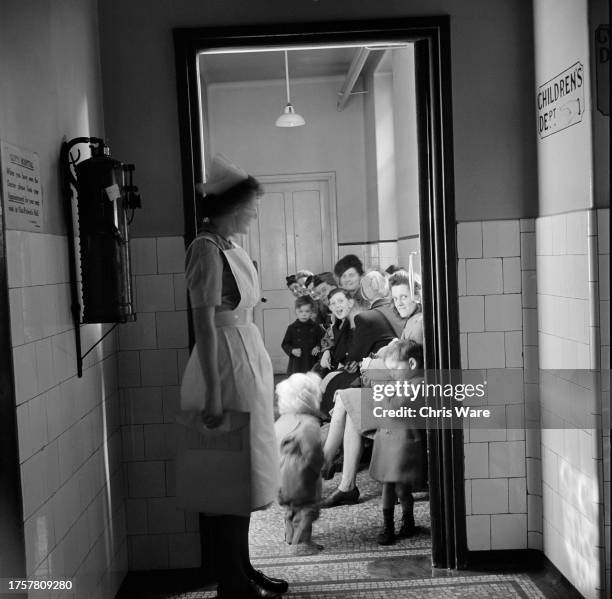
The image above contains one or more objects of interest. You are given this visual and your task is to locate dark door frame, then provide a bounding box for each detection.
[0,211,27,584]
[173,17,466,569]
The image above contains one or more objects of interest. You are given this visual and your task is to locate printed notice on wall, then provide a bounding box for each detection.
[537,62,585,139]
[0,141,43,231]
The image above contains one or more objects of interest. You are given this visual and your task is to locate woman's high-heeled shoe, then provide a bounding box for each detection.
[249,569,289,594]
[321,486,360,508]
[217,578,282,599]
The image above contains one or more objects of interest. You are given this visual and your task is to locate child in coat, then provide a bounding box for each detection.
[369,339,426,545]
[274,373,324,551]
[281,296,323,374]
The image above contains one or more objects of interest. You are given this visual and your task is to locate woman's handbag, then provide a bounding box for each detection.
[175,410,251,515]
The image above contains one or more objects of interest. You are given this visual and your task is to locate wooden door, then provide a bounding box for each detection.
[249,175,337,373]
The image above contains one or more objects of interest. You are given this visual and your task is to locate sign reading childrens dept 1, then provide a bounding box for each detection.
[537,62,585,139]
[0,141,43,232]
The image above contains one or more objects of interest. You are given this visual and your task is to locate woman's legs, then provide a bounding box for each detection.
[207,515,246,589]
[321,398,363,506]
[322,399,347,464]
[337,412,363,492]
[238,514,289,594]
[237,515,253,574]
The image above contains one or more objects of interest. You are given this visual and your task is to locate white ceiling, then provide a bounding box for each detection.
[199,46,388,84]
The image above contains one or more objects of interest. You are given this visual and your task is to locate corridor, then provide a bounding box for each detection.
[0,1,609,599]
[118,471,574,598]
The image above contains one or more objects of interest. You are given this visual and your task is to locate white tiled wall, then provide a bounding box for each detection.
[398,238,421,276]
[519,219,544,553]
[597,208,610,598]
[337,238,421,275]
[5,230,126,599]
[459,213,608,591]
[535,212,593,369]
[536,209,606,599]
[458,219,529,551]
[336,244,370,271]
[118,237,200,570]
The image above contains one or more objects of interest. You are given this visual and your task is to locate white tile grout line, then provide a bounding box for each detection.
[288,573,543,588]
[253,547,432,566]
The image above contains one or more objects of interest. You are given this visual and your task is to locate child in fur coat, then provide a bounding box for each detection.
[274,373,325,551]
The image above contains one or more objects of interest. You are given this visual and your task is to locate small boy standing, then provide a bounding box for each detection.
[281,296,323,375]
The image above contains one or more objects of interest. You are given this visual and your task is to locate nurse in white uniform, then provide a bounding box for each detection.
[181,154,287,599]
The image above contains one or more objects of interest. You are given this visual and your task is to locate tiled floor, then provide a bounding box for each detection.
[247,470,432,559]
[119,470,580,598]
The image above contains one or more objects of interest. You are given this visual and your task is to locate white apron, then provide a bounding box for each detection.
[181,240,279,511]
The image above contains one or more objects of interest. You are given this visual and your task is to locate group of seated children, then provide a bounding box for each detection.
[275,255,425,551]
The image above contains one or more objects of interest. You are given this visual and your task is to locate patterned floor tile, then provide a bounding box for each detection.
[249,470,432,559]
[169,573,545,598]
[163,471,546,599]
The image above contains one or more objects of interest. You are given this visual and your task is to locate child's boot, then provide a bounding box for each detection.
[397,490,416,538]
[397,509,416,538]
[377,508,395,545]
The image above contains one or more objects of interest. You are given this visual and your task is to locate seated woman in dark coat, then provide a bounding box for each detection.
[315,287,354,382]
[307,272,336,351]
[319,270,405,415]
[334,254,369,310]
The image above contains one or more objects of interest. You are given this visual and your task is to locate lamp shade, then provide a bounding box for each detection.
[275,103,306,127]
[275,51,305,128]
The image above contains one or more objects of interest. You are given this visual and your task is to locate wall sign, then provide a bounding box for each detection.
[537,62,585,139]
[0,141,42,231]
[595,25,610,116]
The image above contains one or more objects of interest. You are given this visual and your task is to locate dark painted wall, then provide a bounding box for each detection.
[98,0,538,237]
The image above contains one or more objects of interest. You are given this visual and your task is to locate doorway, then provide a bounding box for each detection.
[174,17,465,571]
[249,174,337,372]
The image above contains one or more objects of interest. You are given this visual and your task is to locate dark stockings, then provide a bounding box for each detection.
[237,514,256,576]
[203,514,253,590]
[381,483,414,518]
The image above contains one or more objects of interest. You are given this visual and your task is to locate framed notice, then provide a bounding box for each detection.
[536,62,585,139]
[0,141,43,231]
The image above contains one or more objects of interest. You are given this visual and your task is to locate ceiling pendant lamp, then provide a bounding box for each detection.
[275,50,305,127]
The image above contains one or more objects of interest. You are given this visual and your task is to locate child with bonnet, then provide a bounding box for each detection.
[274,373,325,552]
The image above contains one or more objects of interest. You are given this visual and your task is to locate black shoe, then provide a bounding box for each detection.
[377,523,395,545]
[397,515,416,538]
[321,460,338,480]
[249,569,289,594]
[217,578,282,599]
[321,486,360,508]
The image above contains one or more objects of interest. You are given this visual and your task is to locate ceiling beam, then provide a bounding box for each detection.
[336,47,370,111]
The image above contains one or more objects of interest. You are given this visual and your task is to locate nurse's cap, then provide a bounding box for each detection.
[196,153,248,196]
